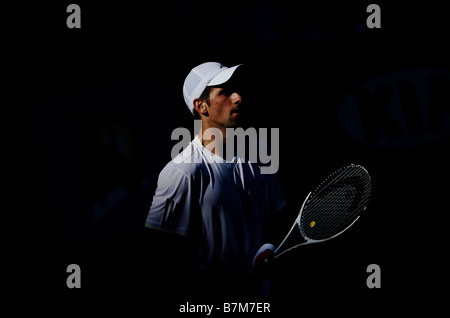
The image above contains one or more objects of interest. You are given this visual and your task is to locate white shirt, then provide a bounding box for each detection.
[145,135,285,273]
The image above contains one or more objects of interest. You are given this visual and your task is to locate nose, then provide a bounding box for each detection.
[231,92,242,105]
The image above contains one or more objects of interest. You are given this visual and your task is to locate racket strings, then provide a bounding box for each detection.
[303,184,370,240]
[300,165,371,241]
[310,170,370,238]
[304,168,371,239]
[308,164,363,200]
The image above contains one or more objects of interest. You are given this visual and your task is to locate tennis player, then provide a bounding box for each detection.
[144,62,287,299]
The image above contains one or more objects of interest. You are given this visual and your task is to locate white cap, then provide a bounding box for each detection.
[183,62,242,114]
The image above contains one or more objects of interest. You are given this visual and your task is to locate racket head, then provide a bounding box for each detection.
[298,163,372,242]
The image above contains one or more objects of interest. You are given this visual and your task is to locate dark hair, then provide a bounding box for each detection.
[199,86,212,105]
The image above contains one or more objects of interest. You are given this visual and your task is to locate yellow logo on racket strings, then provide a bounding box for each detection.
[310,221,316,227]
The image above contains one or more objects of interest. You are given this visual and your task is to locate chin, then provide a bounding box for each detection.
[227,119,239,128]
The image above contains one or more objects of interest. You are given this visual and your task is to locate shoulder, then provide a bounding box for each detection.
[160,141,203,180]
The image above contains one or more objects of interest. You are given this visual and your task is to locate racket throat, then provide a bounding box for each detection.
[274,224,306,258]
[274,192,311,259]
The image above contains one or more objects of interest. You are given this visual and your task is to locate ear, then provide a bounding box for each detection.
[193,98,208,116]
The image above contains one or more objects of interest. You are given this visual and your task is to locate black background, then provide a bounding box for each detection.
[8,0,449,315]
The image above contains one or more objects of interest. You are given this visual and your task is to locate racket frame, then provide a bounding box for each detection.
[274,165,369,259]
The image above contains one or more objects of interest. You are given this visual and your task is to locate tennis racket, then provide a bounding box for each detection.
[274,163,372,259]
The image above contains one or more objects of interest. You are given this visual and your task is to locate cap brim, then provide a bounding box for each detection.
[207,64,243,87]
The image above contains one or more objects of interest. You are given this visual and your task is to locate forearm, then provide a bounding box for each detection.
[253,206,294,275]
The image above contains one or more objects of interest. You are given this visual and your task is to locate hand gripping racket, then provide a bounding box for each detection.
[274,164,372,259]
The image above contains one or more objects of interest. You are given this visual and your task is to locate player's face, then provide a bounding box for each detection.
[206,87,243,128]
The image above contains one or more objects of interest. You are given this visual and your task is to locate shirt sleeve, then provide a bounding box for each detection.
[145,163,192,236]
